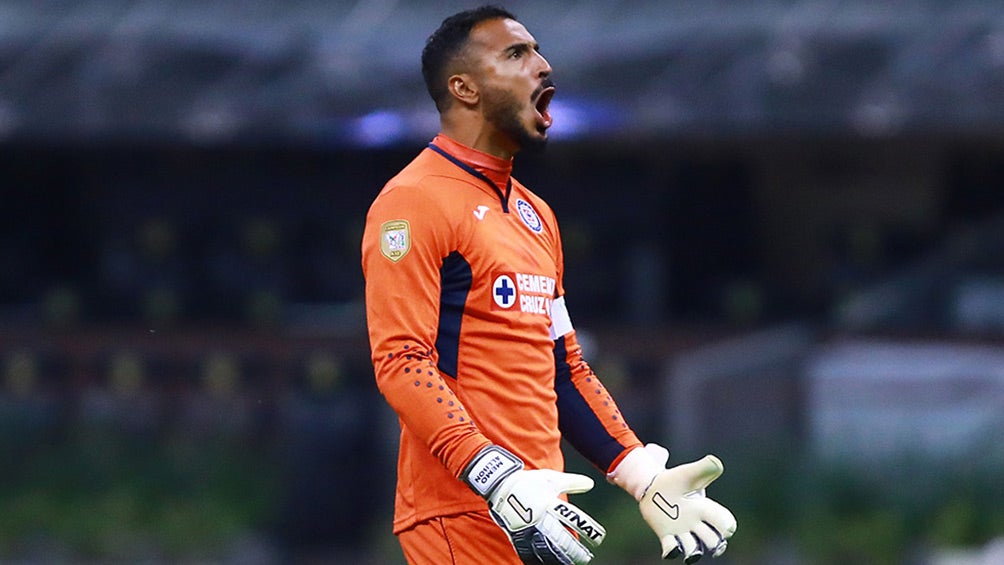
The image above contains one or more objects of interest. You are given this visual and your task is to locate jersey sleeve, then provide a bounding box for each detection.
[362,181,491,478]
[548,216,643,473]
[554,325,644,473]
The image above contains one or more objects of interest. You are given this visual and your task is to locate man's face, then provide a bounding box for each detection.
[466,18,555,153]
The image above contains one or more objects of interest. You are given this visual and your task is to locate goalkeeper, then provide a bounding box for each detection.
[361,5,736,564]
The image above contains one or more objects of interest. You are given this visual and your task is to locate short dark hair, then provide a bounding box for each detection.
[421,5,517,112]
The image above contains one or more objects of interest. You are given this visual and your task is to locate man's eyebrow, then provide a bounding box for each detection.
[503,41,539,55]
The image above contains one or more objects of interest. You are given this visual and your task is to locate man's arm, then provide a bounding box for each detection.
[362,183,491,477]
[552,322,737,562]
[552,323,643,473]
[544,212,644,474]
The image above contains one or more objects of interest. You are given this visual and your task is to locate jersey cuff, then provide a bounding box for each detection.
[605,442,645,475]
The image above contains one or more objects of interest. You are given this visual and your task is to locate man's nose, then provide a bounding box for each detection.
[535,52,552,78]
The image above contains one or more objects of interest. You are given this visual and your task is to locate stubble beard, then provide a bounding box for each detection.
[482,86,548,154]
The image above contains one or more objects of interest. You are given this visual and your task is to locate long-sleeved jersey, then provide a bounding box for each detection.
[362,134,642,533]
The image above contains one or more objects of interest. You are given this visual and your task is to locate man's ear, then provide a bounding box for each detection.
[448,73,479,106]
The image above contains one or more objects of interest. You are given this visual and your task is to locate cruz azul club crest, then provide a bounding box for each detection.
[515,199,543,233]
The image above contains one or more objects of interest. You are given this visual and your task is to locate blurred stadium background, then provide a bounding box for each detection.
[3,0,1004,563]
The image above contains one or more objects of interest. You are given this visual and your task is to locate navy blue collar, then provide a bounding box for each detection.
[428,142,511,213]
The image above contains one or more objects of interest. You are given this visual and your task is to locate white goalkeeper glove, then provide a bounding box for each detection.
[463,445,606,565]
[608,444,737,563]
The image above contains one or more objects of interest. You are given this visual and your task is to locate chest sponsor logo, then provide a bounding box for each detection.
[491,272,556,315]
[515,198,543,233]
[379,219,410,262]
[492,274,517,309]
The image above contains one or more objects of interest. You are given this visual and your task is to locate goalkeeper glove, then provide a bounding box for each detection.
[463,445,606,565]
[608,444,737,563]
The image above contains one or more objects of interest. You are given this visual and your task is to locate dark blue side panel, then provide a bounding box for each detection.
[436,251,472,379]
[554,336,624,471]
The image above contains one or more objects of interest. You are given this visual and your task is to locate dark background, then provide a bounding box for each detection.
[3,1,1004,563]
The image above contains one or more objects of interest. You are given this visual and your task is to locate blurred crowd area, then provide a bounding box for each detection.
[3,136,1004,563]
[6,137,1004,330]
[4,1,1004,562]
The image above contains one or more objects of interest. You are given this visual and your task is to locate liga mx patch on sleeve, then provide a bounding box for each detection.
[380,219,411,262]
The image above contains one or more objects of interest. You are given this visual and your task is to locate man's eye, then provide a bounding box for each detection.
[510,50,522,59]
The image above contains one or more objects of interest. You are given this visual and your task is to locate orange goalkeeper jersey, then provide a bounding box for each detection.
[362,134,642,533]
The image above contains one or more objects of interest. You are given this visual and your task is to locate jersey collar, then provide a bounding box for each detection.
[430,134,513,188]
[428,134,513,212]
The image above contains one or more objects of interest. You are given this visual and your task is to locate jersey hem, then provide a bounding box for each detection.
[393,500,490,535]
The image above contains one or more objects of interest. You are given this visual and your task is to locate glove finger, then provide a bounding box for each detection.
[698,500,737,538]
[538,470,596,496]
[712,539,728,558]
[690,521,722,556]
[548,499,606,547]
[678,455,724,492]
[678,532,702,563]
[536,513,594,564]
[512,526,579,565]
[699,520,729,557]
[662,535,683,560]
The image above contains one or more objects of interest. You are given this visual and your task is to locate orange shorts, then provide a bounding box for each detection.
[398,510,521,565]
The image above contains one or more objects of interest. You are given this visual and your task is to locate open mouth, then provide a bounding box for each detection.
[533,85,555,130]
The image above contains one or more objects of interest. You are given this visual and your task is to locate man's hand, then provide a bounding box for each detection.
[609,444,737,563]
[463,445,606,564]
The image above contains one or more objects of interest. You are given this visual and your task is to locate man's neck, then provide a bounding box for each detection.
[440,114,518,160]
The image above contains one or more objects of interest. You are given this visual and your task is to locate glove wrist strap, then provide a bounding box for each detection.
[462,445,523,498]
[608,445,665,501]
